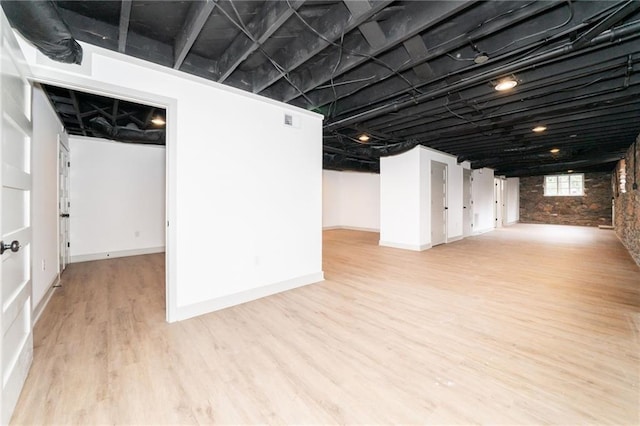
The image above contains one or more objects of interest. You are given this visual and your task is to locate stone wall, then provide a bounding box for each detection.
[613,136,640,266]
[519,172,612,227]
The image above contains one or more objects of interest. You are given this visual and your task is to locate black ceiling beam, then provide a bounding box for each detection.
[111,99,119,126]
[572,0,640,49]
[273,0,475,103]
[173,0,218,70]
[474,150,626,171]
[294,0,564,110]
[216,0,306,83]
[324,19,640,132]
[68,90,87,137]
[118,0,132,53]
[237,0,394,94]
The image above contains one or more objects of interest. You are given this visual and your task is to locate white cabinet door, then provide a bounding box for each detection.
[0,11,33,425]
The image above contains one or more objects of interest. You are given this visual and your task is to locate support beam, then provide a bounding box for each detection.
[173,0,218,70]
[274,0,475,102]
[118,0,132,53]
[572,0,640,49]
[235,0,394,94]
[69,90,87,137]
[217,0,306,82]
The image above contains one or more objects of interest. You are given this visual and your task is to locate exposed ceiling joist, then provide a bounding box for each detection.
[173,0,218,70]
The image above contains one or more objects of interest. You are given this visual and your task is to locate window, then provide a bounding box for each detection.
[544,174,584,196]
[618,160,627,194]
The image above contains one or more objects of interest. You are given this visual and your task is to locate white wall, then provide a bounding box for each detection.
[322,170,341,228]
[68,136,166,261]
[18,37,324,322]
[472,168,496,234]
[505,177,520,225]
[31,85,64,314]
[323,170,380,231]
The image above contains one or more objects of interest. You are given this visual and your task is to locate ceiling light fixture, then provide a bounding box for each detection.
[474,52,489,64]
[569,134,578,138]
[567,169,574,173]
[151,117,165,125]
[358,134,370,143]
[550,148,560,154]
[532,125,547,133]
[494,77,518,91]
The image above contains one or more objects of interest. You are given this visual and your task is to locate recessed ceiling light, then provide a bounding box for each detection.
[495,78,518,91]
[567,169,574,173]
[151,117,165,125]
[532,125,547,133]
[550,148,560,153]
[358,134,370,142]
[569,134,578,138]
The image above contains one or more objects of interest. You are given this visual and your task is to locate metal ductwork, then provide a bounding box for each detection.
[1,0,82,64]
[89,117,165,145]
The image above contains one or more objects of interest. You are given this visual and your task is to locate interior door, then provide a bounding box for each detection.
[430,161,447,246]
[463,168,472,237]
[0,11,33,425]
[59,141,70,273]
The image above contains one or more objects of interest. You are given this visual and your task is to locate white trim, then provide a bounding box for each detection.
[70,246,165,263]
[379,241,432,251]
[171,272,325,323]
[323,226,380,232]
[473,227,495,235]
[32,276,59,324]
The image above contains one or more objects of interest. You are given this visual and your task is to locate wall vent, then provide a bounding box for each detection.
[284,113,293,126]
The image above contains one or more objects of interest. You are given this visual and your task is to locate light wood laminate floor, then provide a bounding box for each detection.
[11,224,640,424]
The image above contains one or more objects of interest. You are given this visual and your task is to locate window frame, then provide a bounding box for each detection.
[544,173,584,197]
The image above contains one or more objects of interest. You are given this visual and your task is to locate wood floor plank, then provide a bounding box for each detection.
[10,224,640,425]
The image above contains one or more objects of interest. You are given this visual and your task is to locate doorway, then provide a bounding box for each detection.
[463,168,473,237]
[431,161,447,246]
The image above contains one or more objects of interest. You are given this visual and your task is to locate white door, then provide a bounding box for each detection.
[58,142,70,273]
[431,161,447,246]
[463,168,473,237]
[0,12,33,425]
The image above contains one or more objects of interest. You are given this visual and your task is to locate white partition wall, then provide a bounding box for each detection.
[17,36,324,322]
[472,168,496,234]
[505,177,520,225]
[380,146,467,251]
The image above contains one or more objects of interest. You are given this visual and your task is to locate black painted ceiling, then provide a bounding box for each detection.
[40,1,640,175]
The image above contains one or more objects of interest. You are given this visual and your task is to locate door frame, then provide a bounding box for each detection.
[58,138,70,275]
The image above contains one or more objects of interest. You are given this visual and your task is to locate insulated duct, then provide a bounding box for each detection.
[1,0,82,64]
[89,117,165,145]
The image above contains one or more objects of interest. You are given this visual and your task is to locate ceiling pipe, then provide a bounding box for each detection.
[324,20,640,132]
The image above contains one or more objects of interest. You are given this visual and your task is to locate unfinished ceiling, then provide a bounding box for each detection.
[11,1,640,176]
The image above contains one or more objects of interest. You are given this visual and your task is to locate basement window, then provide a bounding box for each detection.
[544,174,584,196]
[618,160,627,194]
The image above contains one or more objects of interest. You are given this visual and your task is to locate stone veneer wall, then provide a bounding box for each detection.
[612,136,640,266]
[519,172,612,227]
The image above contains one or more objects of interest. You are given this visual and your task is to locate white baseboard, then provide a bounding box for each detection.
[447,235,463,243]
[379,240,431,251]
[33,275,59,324]
[171,271,325,322]
[323,225,379,232]
[473,227,494,235]
[70,246,165,263]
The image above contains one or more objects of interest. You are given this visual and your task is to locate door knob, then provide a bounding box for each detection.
[0,240,20,255]
[60,213,70,218]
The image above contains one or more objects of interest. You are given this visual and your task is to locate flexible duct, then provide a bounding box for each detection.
[1,0,82,64]
[89,117,165,145]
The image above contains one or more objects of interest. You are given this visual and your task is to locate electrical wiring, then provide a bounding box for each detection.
[486,1,574,56]
[315,76,377,90]
[221,0,314,104]
[284,0,423,99]
[328,27,345,117]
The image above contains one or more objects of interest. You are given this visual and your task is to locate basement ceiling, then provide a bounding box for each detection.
[21,1,640,176]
